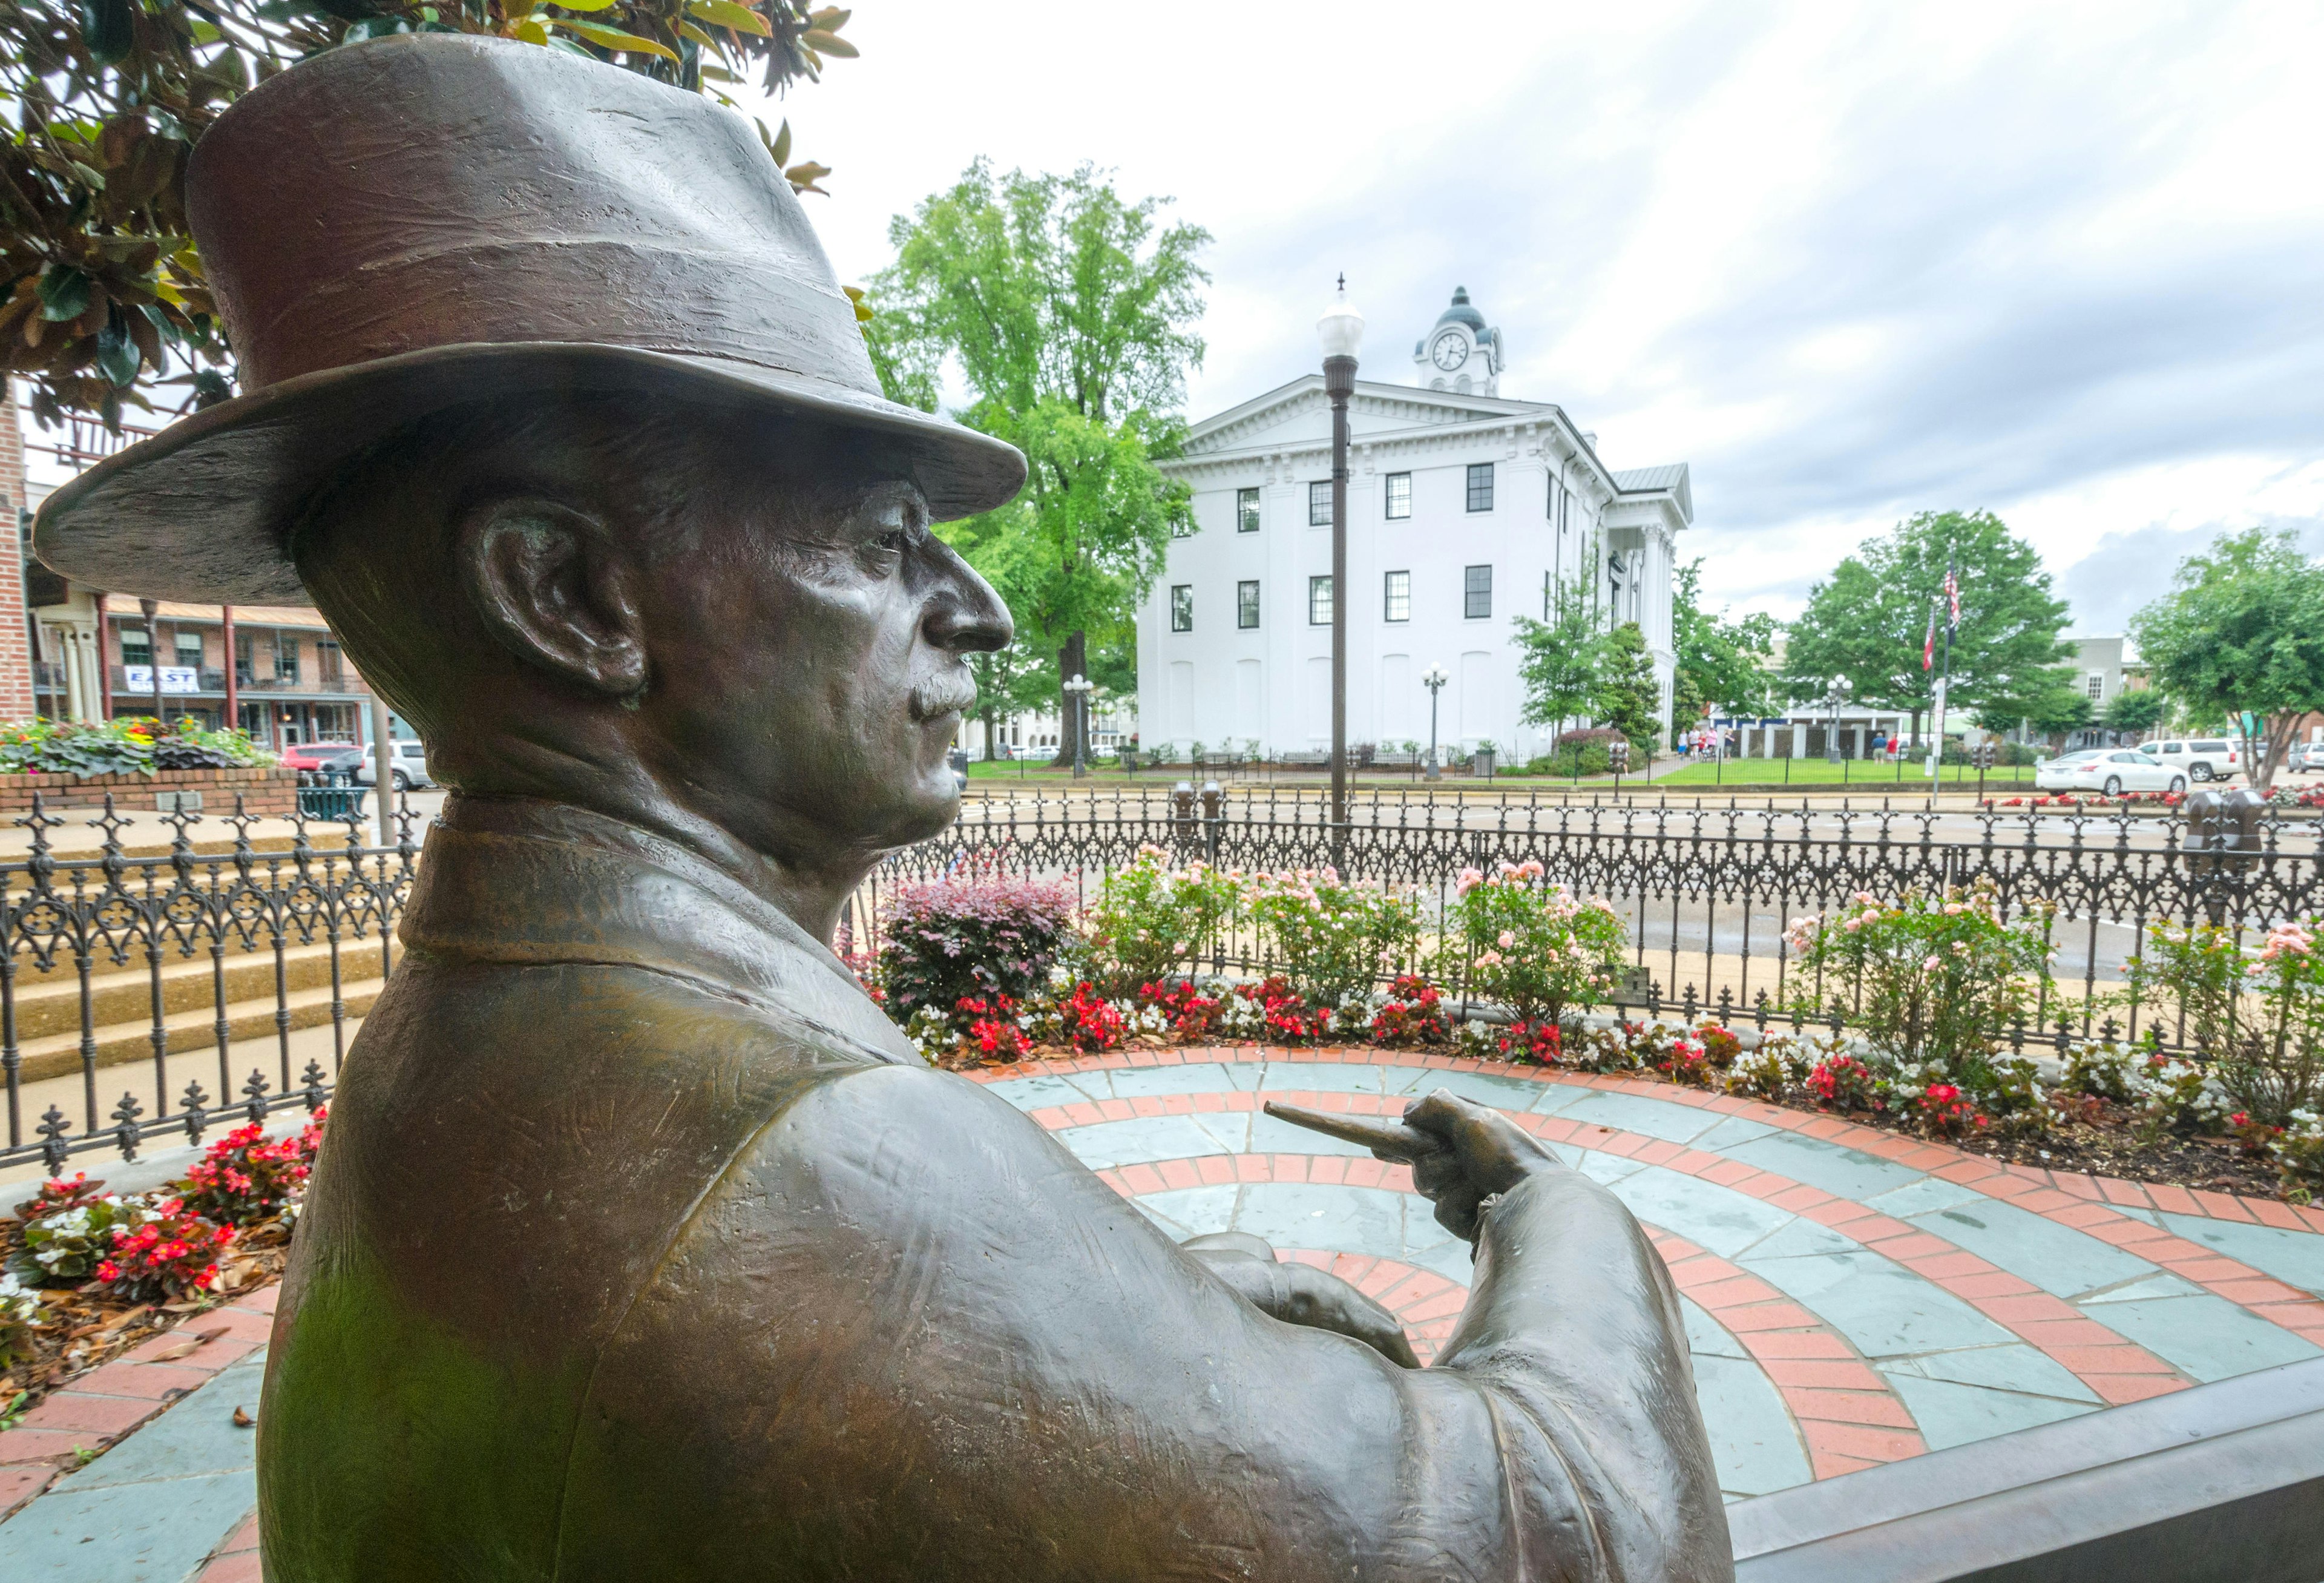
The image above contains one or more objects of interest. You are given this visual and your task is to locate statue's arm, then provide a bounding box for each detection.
[708,1069,1730,1582]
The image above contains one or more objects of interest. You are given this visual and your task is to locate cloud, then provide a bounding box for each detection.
[2055,513,2324,636]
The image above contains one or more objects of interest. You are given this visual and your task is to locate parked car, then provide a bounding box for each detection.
[277,741,361,774]
[2138,739,2240,782]
[2037,749,2187,797]
[2293,741,2324,774]
[947,746,968,795]
[352,738,436,791]
[310,748,367,781]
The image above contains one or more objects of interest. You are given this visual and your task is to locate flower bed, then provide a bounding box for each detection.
[873,855,2324,1205]
[0,1110,322,1418]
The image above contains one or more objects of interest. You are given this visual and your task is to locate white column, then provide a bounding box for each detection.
[1792,719,1807,758]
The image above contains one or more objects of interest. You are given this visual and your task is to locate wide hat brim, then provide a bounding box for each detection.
[34,341,1028,605]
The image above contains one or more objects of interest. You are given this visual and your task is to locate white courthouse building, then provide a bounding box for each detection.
[1137,288,1693,762]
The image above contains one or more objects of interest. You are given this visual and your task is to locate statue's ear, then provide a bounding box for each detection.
[453,499,647,697]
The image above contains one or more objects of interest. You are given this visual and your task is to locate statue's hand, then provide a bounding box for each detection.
[1397,1090,1557,1242]
[1182,1233,1420,1368]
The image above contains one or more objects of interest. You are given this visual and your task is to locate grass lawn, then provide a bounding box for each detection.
[1650,759,2038,789]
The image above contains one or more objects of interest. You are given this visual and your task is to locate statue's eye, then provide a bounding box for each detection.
[875,527,910,555]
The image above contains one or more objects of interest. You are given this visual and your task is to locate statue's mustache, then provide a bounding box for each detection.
[908,673,979,721]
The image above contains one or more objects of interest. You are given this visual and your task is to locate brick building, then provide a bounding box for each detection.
[0,382,37,719]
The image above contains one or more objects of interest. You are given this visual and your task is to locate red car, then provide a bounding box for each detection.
[276,742,361,773]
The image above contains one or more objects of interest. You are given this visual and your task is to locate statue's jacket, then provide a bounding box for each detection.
[259,795,1730,1581]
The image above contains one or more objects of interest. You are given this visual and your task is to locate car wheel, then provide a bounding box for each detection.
[392,770,411,791]
[2170,776,2187,793]
[2192,764,2213,782]
[2103,776,2122,797]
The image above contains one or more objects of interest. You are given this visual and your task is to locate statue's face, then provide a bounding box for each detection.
[630,475,1008,862]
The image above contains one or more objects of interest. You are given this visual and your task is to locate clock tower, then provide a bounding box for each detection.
[1411,285,1504,396]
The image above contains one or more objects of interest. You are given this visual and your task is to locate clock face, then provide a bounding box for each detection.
[1430,329,1469,370]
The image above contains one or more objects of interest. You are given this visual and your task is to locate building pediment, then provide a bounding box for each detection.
[1178,375,1555,459]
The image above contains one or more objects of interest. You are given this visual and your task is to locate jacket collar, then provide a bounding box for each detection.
[400,794,914,1065]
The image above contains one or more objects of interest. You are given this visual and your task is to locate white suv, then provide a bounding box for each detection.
[2139,739,2240,782]
[353,739,436,791]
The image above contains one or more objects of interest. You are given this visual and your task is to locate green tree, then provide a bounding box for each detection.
[1670,559,1779,743]
[1783,510,2072,751]
[1594,622,1661,751]
[1512,574,1604,742]
[1973,666,2093,754]
[2131,528,2324,790]
[0,0,857,427]
[869,160,1208,765]
[2101,686,2168,742]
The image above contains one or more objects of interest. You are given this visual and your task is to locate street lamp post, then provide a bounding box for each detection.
[1062,673,1093,779]
[1825,675,1851,765]
[1318,277,1364,828]
[1422,663,1448,782]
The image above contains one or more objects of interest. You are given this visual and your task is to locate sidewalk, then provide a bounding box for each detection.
[0,791,443,862]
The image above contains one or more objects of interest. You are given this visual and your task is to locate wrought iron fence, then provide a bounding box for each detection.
[9,783,2311,1176]
[0,795,418,1177]
[872,786,2321,1058]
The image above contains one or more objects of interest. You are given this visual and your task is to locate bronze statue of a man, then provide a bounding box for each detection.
[38,35,1732,1581]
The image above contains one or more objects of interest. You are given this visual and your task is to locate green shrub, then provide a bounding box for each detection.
[1085,844,1238,994]
[1244,867,1422,1009]
[1451,858,1626,1024]
[877,877,1080,1024]
[2121,918,2324,1127]
[0,716,273,777]
[1783,878,2055,1092]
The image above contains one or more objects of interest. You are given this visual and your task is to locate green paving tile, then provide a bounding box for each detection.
[1880,1372,2098,1450]
[1136,1185,1241,1236]
[2086,1294,2322,1383]
[2157,1211,2324,1298]
[1684,1297,1748,1358]
[1734,1216,1862,1262]
[1570,1149,1652,1185]
[1908,1199,2155,1300]
[1861,1177,1990,1218]
[1880,1343,2097,1401]
[1689,1115,1779,1151]
[1739,1250,2012,1357]
[1719,1131,1926,1202]
[1055,1114,1247,1169]
[1692,1353,1812,1498]
[979,1074,1092,1110]
[1606,1166,1793,1260]
[1095,1064,1256,1099]
[1259,1065,1396,1094]
[1381,1069,1557,1109]
[1528,1081,1597,1116]
[2078,1272,2207,1304]
[1553,1089,1727,1145]
[1248,1112,1372,1156]
[1229,1183,1410,1259]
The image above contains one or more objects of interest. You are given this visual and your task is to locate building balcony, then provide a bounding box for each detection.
[110,666,367,700]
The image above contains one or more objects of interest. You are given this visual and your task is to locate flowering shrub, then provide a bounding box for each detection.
[1141,979,1227,1039]
[1085,846,1239,993]
[10,1193,149,1284]
[1233,975,1337,1044]
[1915,1082,1986,1138]
[2123,917,2324,1127]
[1727,1036,1807,1101]
[93,1196,232,1303]
[1055,981,1127,1053]
[954,993,1033,1062]
[1564,1021,1644,1074]
[0,714,273,776]
[2279,1111,2324,1190]
[878,877,1079,1024]
[176,1113,324,1225]
[0,1271,39,1363]
[11,1173,104,1222]
[1497,1018,1563,1064]
[1452,860,1626,1025]
[1785,880,2054,1087]
[1805,1054,1885,1113]
[1244,869,1422,1009]
[1368,975,1448,1047]
[1698,1024,1742,1069]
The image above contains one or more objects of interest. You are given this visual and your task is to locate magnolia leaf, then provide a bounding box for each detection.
[545,0,619,12]
[78,0,136,67]
[548,17,680,59]
[513,17,548,43]
[95,308,140,386]
[801,27,855,56]
[807,6,850,27]
[687,0,770,35]
[768,117,791,167]
[676,19,715,46]
[37,267,91,324]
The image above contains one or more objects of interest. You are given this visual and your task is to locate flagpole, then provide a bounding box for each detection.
[1929,550,1957,805]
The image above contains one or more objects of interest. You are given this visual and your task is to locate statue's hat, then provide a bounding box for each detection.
[33,33,1026,603]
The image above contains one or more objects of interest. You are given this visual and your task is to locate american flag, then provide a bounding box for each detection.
[1945,565,1960,630]
[1923,601,1937,671]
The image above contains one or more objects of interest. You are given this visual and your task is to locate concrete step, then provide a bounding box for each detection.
[12,978,386,1085]
[4,936,394,1044]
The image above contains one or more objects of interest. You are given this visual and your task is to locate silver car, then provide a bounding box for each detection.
[353,738,436,791]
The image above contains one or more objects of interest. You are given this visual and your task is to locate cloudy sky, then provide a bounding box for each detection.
[770,0,2324,630]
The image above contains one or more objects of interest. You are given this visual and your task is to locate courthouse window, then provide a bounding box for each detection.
[1466,462,1494,513]
[1385,473,1411,519]
[1308,481,1332,526]
[1170,585,1193,633]
[1308,576,1334,625]
[1238,580,1260,630]
[1384,570,1411,622]
[1236,487,1260,533]
[1465,564,1493,619]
